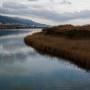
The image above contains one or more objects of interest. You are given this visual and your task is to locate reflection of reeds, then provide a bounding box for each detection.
[24,24,90,70]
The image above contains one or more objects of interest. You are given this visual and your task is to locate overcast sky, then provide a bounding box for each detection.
[0,0,90,25]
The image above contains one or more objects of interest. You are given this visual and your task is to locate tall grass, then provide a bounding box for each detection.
[24,24,90,70]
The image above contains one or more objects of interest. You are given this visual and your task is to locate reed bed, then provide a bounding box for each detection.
[24,25,90,70]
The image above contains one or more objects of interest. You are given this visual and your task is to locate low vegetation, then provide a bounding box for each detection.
[0,24,31,29]
[43,24,90,38]
[24,24,90,70]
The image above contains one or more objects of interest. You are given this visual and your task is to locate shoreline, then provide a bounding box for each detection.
[24,25,90,70]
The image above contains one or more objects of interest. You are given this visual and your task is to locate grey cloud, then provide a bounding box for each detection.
[30,10,90,22]
[0,0,90,22]
[51,0,72,5]
[2,1,27,9]
[1,6,90,22]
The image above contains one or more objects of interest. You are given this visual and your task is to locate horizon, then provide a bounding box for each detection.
[0,0,90,25]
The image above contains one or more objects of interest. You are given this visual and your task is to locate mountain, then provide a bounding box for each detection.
[0,15,48,28]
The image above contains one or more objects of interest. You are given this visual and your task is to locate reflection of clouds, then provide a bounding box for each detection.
[0,29,41,65]
[0,32,87,77]
[0,31,90,90]
[0,36,37,64]
[0,45,37,64]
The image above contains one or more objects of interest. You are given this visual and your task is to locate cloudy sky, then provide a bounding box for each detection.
[0,0,90,25]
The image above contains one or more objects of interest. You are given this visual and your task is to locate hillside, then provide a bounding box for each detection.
[0,15,47,28]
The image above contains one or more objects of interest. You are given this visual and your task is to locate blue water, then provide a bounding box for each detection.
[0,29,90,90]
[0,29,31,36]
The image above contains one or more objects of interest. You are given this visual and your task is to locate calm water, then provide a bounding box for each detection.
[0,29,90,90]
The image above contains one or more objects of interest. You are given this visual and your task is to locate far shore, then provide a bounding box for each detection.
[24,24,90,70]
[0,24,45,29]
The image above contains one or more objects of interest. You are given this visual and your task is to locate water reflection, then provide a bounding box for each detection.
[0,29,31,36]
[0,37,36,64]
[0,31,82,76]
[0,30,90,90]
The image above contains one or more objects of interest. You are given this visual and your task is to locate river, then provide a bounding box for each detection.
[0,29,90,90]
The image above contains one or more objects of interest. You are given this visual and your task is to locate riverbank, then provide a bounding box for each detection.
[0,24,31,29]
[24,25,90,70]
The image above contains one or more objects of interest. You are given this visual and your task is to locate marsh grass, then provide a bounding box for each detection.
[24,24,90,70]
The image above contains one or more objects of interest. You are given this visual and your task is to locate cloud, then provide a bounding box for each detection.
[60,0,71,5]
[0,0,90,25]
[28,0,38,1]
[1,2,90,23]
[50,0,71,5]
[2,1,27,9]
[32,10,90,22]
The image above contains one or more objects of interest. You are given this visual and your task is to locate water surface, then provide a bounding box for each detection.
[0,29,90,90]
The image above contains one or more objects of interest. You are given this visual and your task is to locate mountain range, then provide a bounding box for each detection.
[0,15,48,28]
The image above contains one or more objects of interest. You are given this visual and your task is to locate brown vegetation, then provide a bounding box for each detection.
[24,24,90,70]
[0,24,31,29]
[43,24,90,38]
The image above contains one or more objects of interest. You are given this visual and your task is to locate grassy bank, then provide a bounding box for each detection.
[24,24,90,70]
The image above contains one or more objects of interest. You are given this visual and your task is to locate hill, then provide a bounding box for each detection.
[0,15,47,28]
